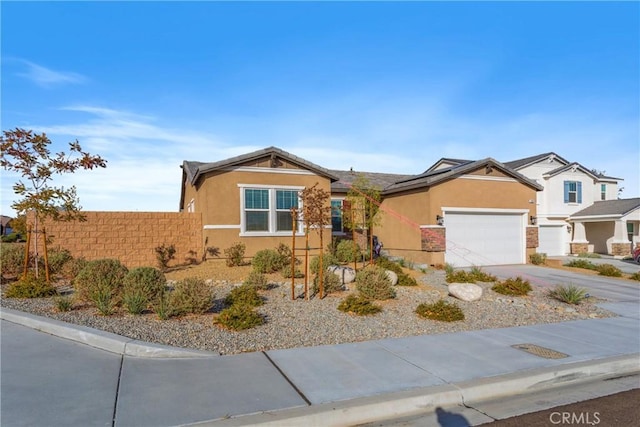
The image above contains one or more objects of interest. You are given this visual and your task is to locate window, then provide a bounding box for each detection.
[241,187,301,234]
[564,181,582,204]
[627,223,635,243]
[601,184,607,201]
[331,199,343,233]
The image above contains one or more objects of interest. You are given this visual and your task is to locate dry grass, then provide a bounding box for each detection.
[165,258,289,283]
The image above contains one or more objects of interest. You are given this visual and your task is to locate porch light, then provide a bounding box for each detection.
[436,215,444,226]
[530,216,537,225]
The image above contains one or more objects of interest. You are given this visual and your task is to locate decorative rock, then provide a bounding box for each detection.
[327,265,356,284]
[385,270,398,285]
[448,283,483,302]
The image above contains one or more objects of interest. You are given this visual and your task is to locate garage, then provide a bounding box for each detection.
[538,225,566,256]
[445,210,526,267]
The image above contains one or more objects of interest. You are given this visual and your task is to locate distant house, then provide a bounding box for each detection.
[1,215,13,236]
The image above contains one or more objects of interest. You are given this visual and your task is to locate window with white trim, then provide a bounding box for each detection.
[564,181,582,204]
[331,199,343,233]
[601,184,607,201]
[627,222,634,243]
[241,186,301,234]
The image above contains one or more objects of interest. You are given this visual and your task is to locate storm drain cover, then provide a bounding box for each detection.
[511,343,569,359]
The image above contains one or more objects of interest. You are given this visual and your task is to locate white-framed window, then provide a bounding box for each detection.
[564,181,582,204]
[239,185,302,235]
[601,184,607,201]
[187,199,195,213]
[627,222,634,243]
[331,199,343,233]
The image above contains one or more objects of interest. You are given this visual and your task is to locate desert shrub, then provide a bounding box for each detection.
[444,263,455,274]
[59,257,88,280]
[170,277,213,315]
[629,272,640,281]
[397,273,418,286]
[122,267,166,315]
[252,249,285,274]
[74,259,128,313]
[153,289,173,320]
[338,294,382,316]
[416,300,464,322]
[578,252,601,258]
[47,248,74,275]
[312,272,344,296]
[376,257,418,286]
[469,266,497,282]
[281,265,304,278]
[243,270,270,290]
[154,243,176,271]
[1,232,23,243]
[492,276,532,296]
[595,263,622,277]
[5,273,58,298]
[216,304,263,331]
[0,243,26,277]
[224,242,246,267]
[335,240,360,263]
[564,259,597,270]
[446,267,496,284]
[225,284,263,307]
[529,252,547,265]
[310,252,340,275]
[356,266,395,300]
[547,284,588,305]
[54,295,74,312]
[276,243,292,262]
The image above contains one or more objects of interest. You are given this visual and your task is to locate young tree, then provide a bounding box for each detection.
[1,128,107,277]
[300,182,331,298]
[343,174,383,263]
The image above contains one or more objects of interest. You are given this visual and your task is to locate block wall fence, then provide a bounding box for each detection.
[36,212,203,268]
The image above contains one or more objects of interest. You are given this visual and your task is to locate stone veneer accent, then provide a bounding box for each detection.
[611,243,632,257]
[421,227,446,252]
[526,226,538,249]
[570,243,589,255]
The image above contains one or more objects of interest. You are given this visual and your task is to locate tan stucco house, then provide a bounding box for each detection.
[180,147,542,267]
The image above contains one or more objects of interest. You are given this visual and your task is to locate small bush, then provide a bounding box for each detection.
[170,277,213,315]
[244,270,269,290]
[47,248,74,275]
[276,243,292,262]
[1,232,23,243]
[123,292,147,315]
[5,274,58,298]
[416,300,465,322]
[338,294,382,316]
[310,252,340,275]
[73,259,128,312]
[335,240,360,263]
[564,259,597,270]
[281,265,304,278]
[225,284,263,307]
[0,243,26,278]
[376,257,418,286]
[578,252,601,258]
[252,249,285,274]
[224,242,246,267]
[397,273,418,286]
[123,267,166,299]
[55,295,74,312]
[444,263,455,274]
[446,267,497,284]
[469,266,497,282]
[529,253,547,265]
[216,304,263,331]
[356,266,395,300]
[154,289,173,320]
[312,272,344,296]
[155,243,176,271]
[595,263,622,277]
[547,284,588,305]
[59,257,88,280]
[492,276,532,296]
[629,272,640,281]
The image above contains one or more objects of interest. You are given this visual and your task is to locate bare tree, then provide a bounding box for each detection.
[300,183,331,298]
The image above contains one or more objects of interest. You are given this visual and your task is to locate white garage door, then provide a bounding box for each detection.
[445,212,525,267]
[538,225,565,256]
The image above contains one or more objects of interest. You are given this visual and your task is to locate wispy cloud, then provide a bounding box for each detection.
[14,59,87,88]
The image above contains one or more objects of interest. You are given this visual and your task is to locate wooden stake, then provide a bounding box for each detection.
[290,208,297,300]
[42,228,50,283]
[23,226,31,279]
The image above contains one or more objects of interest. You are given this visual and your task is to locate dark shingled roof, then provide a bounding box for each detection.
[569,198,640,218]
[330,169,414,193]
[504,152,568,170]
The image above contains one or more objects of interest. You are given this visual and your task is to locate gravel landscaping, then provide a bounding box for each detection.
[0,260,615,356]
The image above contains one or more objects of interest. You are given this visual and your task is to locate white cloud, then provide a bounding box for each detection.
[15,59,87,88]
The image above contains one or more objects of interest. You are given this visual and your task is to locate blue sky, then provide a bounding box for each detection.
[2,1,638,216]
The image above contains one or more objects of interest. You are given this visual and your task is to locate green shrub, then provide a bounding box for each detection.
[170,277,213,315]
[252,249,285,273]
[529,252,547,265]
[469,266,497,282]
[492,276,532,296]
[0,243,26,278]
[310,252,340,275]
[216,304,264,331]
[47,248,74,275]
[397,273,418,286]
[225,284,263,307]
[54,295,74,312]
[74,259,128,312]
[376,257,418,286]
[444,263,455,274]
[276,243,293,263]
[224,242,246,267]
[356,266,395,300]
[5,274,58,298]
[312,271,344,296]
[446,267,497,284]
[154,243,176,271]
[338,294,382,316]
[244,270,269,290]
[1,232,23,243]
[564,259,597,270]
[416,300,465,322]
[59,257,88,280]
[281,265,304,278]
[122,267,166,315]
[595,263,622,277]
[154,289,173,320]
[335,240,360,263]
[547,284,588,305]
[629,272,640,281]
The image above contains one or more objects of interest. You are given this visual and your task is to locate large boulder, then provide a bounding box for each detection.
[448,283,483,302]
[385,270,398,285]
[327,265,356,284]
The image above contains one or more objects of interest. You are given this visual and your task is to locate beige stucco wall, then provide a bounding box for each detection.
[586,222,615,254]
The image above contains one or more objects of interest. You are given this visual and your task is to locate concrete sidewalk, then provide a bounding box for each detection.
[2,298,639,427]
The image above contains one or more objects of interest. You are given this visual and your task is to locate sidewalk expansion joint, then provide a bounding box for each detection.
[112,355,124,427]
[262,351,311,406]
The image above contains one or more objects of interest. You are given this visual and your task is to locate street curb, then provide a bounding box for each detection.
[191,354,640,426]
[0,307,219,358]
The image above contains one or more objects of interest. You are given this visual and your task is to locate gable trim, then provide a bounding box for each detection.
[460,175,519,183]
[225,166,317,176]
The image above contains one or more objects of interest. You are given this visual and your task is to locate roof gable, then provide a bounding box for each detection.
[504,152,570,170]
[424,158,473,173]
[569,198,640,218]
